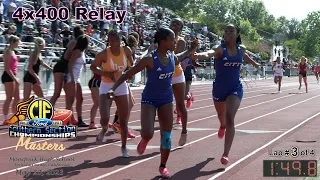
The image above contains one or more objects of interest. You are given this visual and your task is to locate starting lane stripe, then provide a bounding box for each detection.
[0,86,316,177]
[208,111,320,180]
[89,94,320,179]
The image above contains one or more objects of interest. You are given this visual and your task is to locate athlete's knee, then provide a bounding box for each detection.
[77,95,84,104]
[225,113,235,126]
[176,103,187,113]
[141,130,154,141]
[161,131,172,150]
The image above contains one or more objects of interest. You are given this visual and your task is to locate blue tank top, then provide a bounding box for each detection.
[214,43,243,87]
[141,50,175,101]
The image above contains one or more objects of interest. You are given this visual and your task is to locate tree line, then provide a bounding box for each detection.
[145,0,320,63]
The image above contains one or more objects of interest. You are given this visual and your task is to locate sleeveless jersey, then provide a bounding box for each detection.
[101,46,128,83]
[141,50,175,101]
[315,65,320,73]
[274,62,283,74]
[214,43,242,87]
[299,63,307,74]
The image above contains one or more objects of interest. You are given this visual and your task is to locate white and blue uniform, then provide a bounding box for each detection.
[141,50,175,108]
[212,43,243,102]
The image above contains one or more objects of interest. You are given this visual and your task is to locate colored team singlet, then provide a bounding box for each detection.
[274,62,283,77]
[212,43,243,102]
[141,50,175,108]
[101,46,128,83]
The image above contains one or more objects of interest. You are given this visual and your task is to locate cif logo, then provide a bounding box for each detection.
[27,98,54,127]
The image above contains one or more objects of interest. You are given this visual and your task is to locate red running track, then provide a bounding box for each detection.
[0,77,319,180]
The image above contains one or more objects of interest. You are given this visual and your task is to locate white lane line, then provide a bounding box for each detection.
[85,94,320,179]
[0,91,318,176]
[208,111,320,180]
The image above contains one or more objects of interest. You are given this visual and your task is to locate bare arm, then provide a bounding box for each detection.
[194,46,223,60]
[40,59,53,72]
[3,49,18,82]
[63,40,76,60]
[241,45,260,68]
[90,50,115,79]
[174,39,186,54]
[123,46,134,67]
[68,49,81,82]
[111,56,152,91]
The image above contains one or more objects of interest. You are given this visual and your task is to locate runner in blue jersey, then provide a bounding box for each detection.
[106,28,198,178]
[194,24,260,165]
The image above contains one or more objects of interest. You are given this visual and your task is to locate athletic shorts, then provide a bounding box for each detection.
[1,71,15,84]
[23,72,37,84]
[66,73,80,84]
[299,73,307,78]
[172,74,185,85]
[53,59,69,73]
[99,82,128,96]
[274,73,283,77]
[141,98,173,109]
[212,82,243,102]
[88,77,101,88]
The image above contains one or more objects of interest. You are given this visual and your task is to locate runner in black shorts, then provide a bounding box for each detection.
[50,26,84,126]
[88,73,102,129]
[23,37,53,101]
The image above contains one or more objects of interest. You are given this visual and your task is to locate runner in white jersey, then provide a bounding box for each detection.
[272,57,285,93]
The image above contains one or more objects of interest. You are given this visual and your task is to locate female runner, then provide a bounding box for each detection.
[107,28,197,178]
[313,62,319,83]
[1,35,20,124]
[88,72,102,129]
[65,35,89,126]
[169,18,190,146]
[50,26,84,126]
[90,30,134,158]
[111,35,139,138]
[194,24,260,165]
[272,57,285,93]
[298,56,309,93]
[23,37,53,100]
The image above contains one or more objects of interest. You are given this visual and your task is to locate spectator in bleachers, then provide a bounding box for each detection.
[86,24,93,36]
[2,25,16,38]
[60,26,72,48]
[7,0,17,23]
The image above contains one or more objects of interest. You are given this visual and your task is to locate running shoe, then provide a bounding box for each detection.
[1,121,8,126]
[112,123,121,133]
[128,130,136,138]
[137,139,149,155]
[96,129,107,144]
[178,133,188,146]
[78,121,89,127]
[221,155,229,165]
[122,148,130,158]
[190,92,194,102]
[89,122,98,129]
[186,92,194,108]
[218,126,226,139]
[112,123,136,138]
[159,167,171,179]
[299,85,301,90]
[176,117,181,124]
